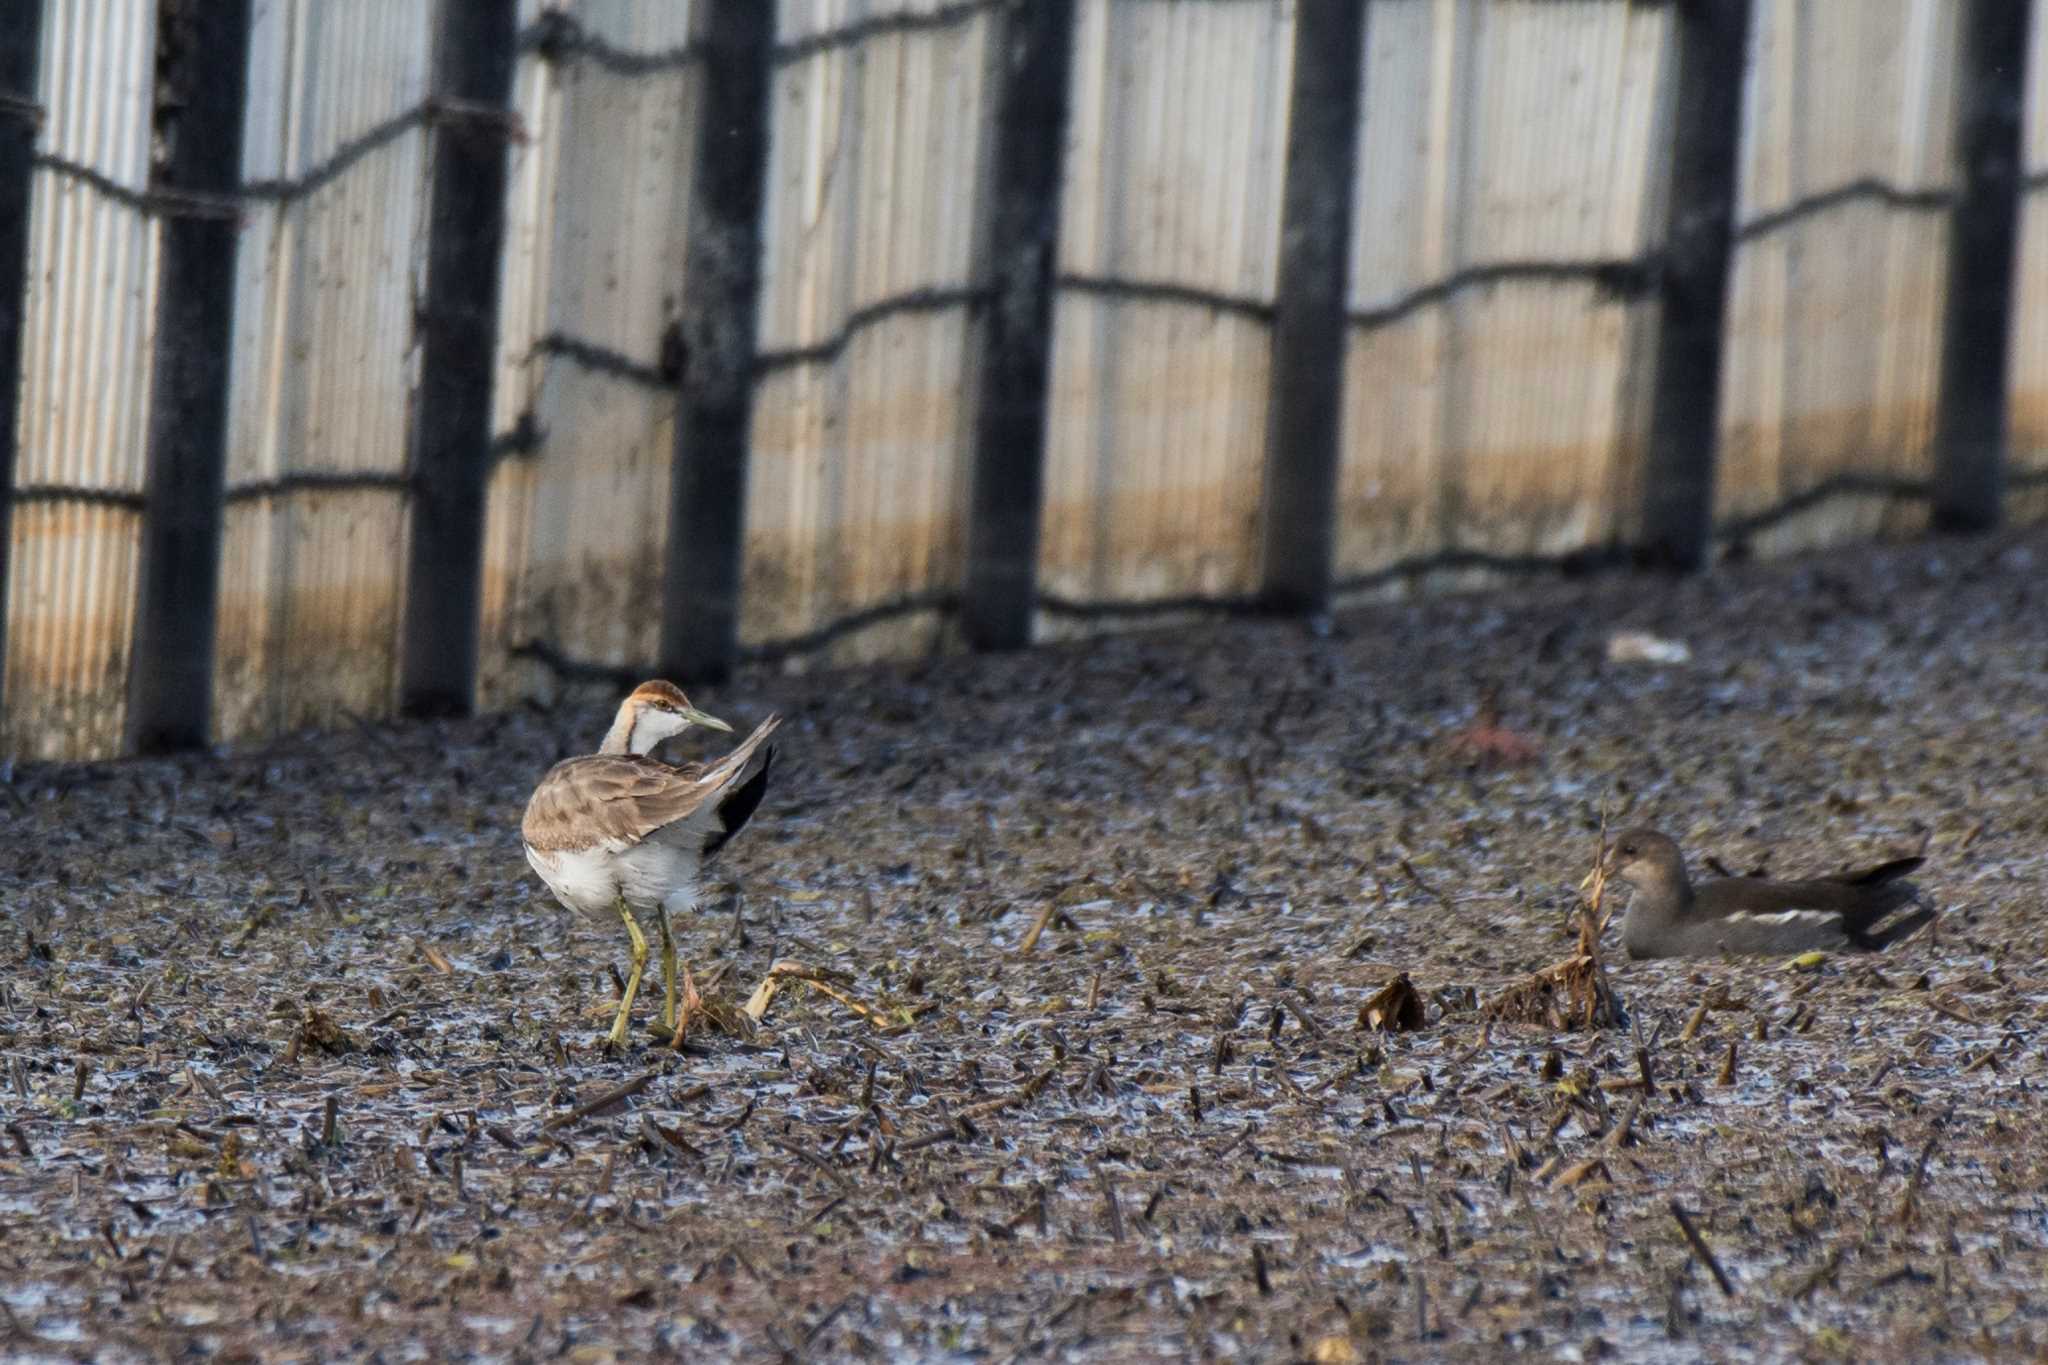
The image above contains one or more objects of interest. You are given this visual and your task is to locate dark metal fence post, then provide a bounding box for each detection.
[0,0,46,718]
[961,0,1076,653]
[125,0,253,753]
[657,0,774,685]
[1933,0,2033,534]
[1258,0,1366,617]
[399,0,518,717]
[1640,0,1753,571]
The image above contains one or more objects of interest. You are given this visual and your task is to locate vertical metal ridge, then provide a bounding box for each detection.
[125,0,255,754]
[1933,0,2033,533]
[658,0,774,685]
[961,0,1076,651]
[0,0,48,716]
[399,0,517,718]
[1258,0,1366,616]
[1641,0,1752,570]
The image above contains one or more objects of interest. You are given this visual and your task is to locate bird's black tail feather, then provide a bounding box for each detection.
[702,745,775,862]
[1835,856,1926,887]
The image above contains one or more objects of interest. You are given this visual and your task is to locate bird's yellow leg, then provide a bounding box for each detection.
[606,898,649,1051]
[655,906,679,1033]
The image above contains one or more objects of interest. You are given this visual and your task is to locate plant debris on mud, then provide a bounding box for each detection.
[5,533,2048,1361]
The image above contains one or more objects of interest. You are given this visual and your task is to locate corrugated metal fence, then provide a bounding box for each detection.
[0,0,2041,760]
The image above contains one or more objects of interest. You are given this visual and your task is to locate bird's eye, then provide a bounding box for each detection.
[1619,843,1636,856]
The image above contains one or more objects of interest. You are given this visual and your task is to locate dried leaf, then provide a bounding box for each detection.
[1358,973,1426,1033]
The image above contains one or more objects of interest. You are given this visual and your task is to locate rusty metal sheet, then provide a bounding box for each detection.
[1716,0,1958,554]
[214,0,434,740]
[1337,0,1670,588]
[4,0,159,759]
[1038,0,1293,624]
[741,0,991,663]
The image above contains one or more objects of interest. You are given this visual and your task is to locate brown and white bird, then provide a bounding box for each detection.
[1600,827,1933,960]
[521,680,781,1049]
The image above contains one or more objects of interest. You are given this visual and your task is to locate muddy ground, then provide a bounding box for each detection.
[5,532,2048,1362]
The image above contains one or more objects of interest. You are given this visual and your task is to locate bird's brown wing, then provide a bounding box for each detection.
[1694,877,1865,917]
[1696,869,1920,936]
[521,715,782,853]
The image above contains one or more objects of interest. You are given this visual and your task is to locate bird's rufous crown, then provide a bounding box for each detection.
[625,679,694,711]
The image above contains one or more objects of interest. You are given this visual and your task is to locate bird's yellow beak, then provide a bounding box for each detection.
[681,706,733,733]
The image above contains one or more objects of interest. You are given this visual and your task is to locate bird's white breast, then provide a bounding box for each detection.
[525,838,703,919]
